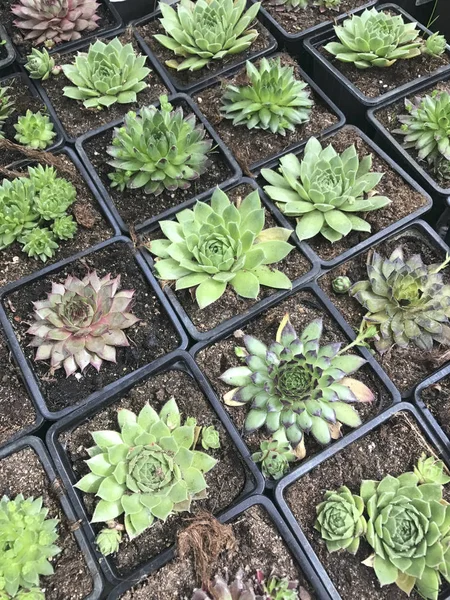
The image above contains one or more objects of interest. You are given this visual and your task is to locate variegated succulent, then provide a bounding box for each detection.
[192,570,300,599]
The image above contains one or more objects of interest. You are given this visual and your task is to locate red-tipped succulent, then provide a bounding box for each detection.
[27,271,139,377]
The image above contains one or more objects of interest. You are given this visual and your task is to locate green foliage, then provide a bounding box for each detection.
[332,276,352,294]
[0,494,60,598]
[154,0,261,71]
[268,0,310,10]
[414,454,450,485]
[263,575,299,600]
[76,398,218,544]
[220,314,373,448]
[15,589,45,600]
[315,486,366,554]
[62,37,150,110]
[25,48,57,80]
[424,32,447,57]
[350,245,450,353]
[251,429,297,480]
[0,165,77,261]
[201,425,220,450]
[95,527,122,556]
[220,57,313,136]
[0,86,14,138]
[27,271,139,376]
[14,110,56,150]
[261,137,390,243]
[324,8,423,68]
[192,570,299,599]
[148,187,294,309]
[314,0,342,12]
[107,95,212,196]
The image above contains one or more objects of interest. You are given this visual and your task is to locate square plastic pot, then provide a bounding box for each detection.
[131,2,278,94]
[414,365,450,453]
[303,3,450,127]
[105,495,332,599]
[75,92,242,235]
[313,219,450,399]
[274,402,450,600]
[140,177,320,342]
[189,280,401,489]
[0,435,104,600]
[258,124,433,269]
[367,71,450,203]
[46,350,265,587]
[0,24,15,71]
[0,235,189,421]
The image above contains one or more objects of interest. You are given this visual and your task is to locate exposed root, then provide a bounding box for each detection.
[0,139,78,181]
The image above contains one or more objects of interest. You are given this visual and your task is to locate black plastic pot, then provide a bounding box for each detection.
[29,27,176,145]
[367,71,450,204]
[46,350,265,587]
[274,402,450,600]
[414,364,450,451]
[189,279,401,488]
[314,219,450,399]
[304,3,450,128]
[0,24,15,72]
[258,124,433,269]
[191,50,346,176]
[131,2,278,94]
[75,92,242,235]
[105,494,331,599]
[0,435,104,599]
[11,0,122,63]
[140,177,319,342]
[112,0,158,25]
[0,235,189,421]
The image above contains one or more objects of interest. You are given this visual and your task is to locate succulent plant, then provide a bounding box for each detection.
[15,590,45,600]
[25,48,58,80]
[350,245,450,353]
[267,0,308,11]
[11,0,101,46]
[0,494,60,598]
[314,0,342,12]
[324,8,423,68]
[107,95,212,196]
[332,276,351,294]
[261,137,390,243]
[76,398,218,542]
[62,37,150,110]
[361,469,450,599]
[21,227,58,261]
[51,215,77,240]
[395,91,450,167]
[220,57,313,136]
[424,32,447,57]
[0,86,14,136]
[414,454,450,485]
[14,110,56,150]
[192,569,299,600]
[251,430,297,480]
[201,425,220,450]
[95,527,122,556]
[315,485,366,554]
[154,0,261,72]
[27,271,139,376]
[148,187,294,309]
[220,314,374,447]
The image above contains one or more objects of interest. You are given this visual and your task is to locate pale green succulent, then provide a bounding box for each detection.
[267,0,308,10]
[75,399,217,542]
[0,86,14,137]
[148,187,294,309]
[220,57,313,136]
[0,495,60,598]
[107,95,212,196]
[25,48,58,80]
[314,0,342,11]
[220,314,374,447]
[95,527,122,556]
[350,246,450,353]
[21,227,58,261]
[424,32,447,57]
[315,486,366,554]
[261,137,391,243]
[251,429,297,480]
[62,37,150,110]
[414,454,450,485]
[324,8,423,69]
[201,425,220,450]
[14,110,56,150]
[154,0,261,71]
[332,276,352,294]
[51,215,77,240]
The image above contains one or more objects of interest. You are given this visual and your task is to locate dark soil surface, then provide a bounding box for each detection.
[136,18,273,90]
[319,228,450,393]
[259,126,429,263]
[1,0,116,59]
[0,446,93,600]
[82,99,234,230]
[121,504,316,599]
[42,31,169,139]
[194,53,340,173]
[3,242,180,413]
[60,367,250,577]
[0,153,114,287]
[285,411,450,600]
[146,183,313,334]
[420,374,450,439]
[195,288,392,471]
[0,330,36,447]
[261,0,374,36]
[374,78,450,190]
